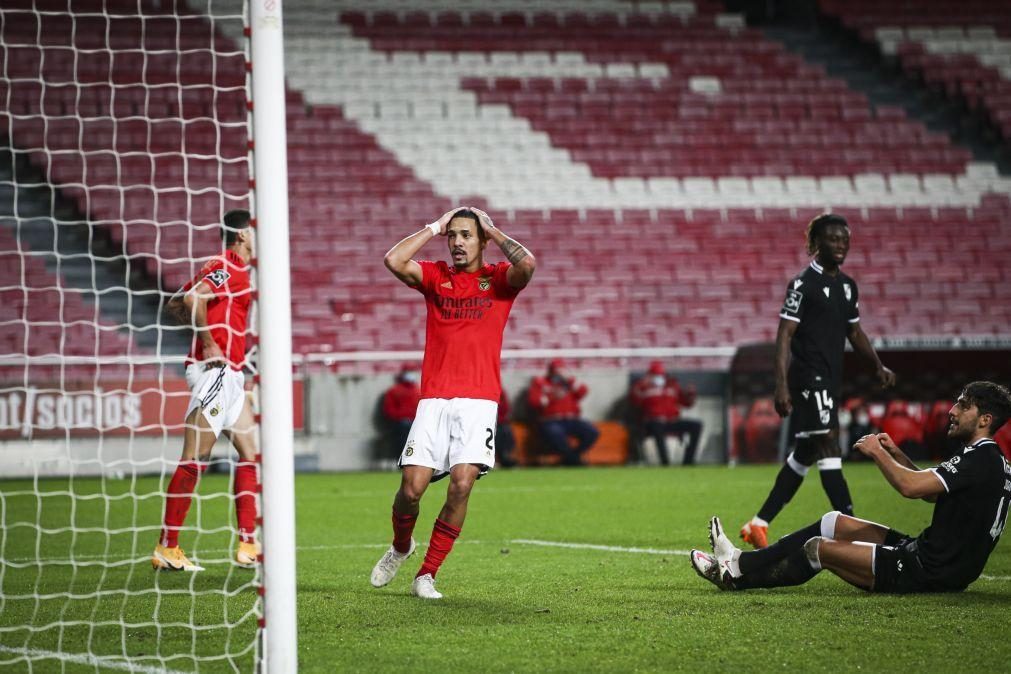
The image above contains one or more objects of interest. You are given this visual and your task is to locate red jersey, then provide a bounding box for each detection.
[412,260,521,402]
[382,381,421,422]
[528,375,588,419]
[630,376,695,421]
[183,250,251,370]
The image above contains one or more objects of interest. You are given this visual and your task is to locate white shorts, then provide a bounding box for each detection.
[184,363,246,438]
[400,398,498,474]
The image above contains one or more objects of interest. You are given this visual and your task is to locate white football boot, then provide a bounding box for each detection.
[689,549,733,590]
[370,538,416,588]
[411,573,443,599]
[709,516,742,581]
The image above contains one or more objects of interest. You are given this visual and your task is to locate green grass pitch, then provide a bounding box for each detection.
[2,463,1010,672]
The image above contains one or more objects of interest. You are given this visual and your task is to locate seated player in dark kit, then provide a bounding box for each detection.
[692,381,1011,594]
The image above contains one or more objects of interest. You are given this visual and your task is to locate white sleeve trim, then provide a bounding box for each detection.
[847,317,860,323]
[928,468,950,493]
[779,313,801,323]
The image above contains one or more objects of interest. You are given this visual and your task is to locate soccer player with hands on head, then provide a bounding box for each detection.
[371,205,535,599]
[693,381,1011,595]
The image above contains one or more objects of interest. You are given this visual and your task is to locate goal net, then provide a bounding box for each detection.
[0,1,266,670]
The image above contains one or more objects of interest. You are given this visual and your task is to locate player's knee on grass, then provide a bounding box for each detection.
[803,536,824,570]
[820,511,841,539]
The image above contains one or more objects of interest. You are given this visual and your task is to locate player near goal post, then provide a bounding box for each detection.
[739,214,896,549]
[152,209,260,572]
[370,206,536,599]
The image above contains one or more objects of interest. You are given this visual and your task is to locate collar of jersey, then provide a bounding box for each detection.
[964,437,996,452]
[225,249,245,267]
[809,260,824,274]
[449,262,491,276]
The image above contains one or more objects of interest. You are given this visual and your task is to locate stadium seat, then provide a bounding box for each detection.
[5,1,1010,365]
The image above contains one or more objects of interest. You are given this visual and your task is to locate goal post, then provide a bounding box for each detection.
[248,0,298,671]
[0,0,296,671]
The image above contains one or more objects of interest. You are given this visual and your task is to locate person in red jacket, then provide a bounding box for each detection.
[528,359,599,465]
[630,361,703,465]
[381,365,421,459]
[496,388,517,468]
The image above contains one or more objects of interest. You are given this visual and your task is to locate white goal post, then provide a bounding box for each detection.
[248,0,298,671]
[0,0,296,671]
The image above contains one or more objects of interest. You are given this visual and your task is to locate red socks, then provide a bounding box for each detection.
[417,518,461,579]
[160,461,207,547]
[234,461,259,543]
[392,509,418,554]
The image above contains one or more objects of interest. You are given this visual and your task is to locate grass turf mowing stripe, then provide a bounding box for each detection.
[0,645,191,674]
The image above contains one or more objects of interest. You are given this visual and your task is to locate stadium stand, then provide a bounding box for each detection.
[3,0,1010,367]
[820,0,1011,143]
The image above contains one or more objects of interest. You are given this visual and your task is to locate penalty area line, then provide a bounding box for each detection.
[0,645,191,674]
[511,539,691,556]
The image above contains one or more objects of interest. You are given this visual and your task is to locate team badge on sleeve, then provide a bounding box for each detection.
[782,289,803,315]
[205,269,231,288]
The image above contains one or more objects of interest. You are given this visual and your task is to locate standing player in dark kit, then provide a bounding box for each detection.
[693,381,1011,594]
[370,206,535,599]
[740,214,896,549]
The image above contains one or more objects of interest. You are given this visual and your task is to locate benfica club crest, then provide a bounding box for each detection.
[479,276,490,291]
[843,283,852,301]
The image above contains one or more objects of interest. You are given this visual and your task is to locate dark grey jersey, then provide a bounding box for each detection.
[918,439,1011,590]
[778,260,860,393]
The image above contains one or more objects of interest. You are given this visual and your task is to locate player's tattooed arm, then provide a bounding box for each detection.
[470,206,537,288]
[499,236,530,265]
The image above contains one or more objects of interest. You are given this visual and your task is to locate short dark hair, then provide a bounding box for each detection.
[448,208,486,242]
[960,381,1011,434]
[222,209,251,246]
[805,213,849,255]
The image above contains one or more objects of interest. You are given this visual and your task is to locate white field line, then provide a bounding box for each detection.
[511,539,691,556]
[8,539,1011,583]
[4,541,480,564]
[0,645,190,674]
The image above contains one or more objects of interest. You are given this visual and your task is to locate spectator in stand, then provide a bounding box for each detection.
[528,359,599,466]
[496,388,517,468]
[630,361,703,465]
[844,399,875,457]
[381,365,421,459]
[880,400,927,460]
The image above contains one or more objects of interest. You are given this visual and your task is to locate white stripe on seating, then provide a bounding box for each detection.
[0,645,190,674]
[511,538,691,555]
